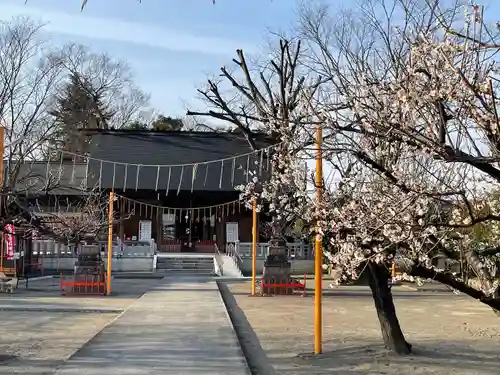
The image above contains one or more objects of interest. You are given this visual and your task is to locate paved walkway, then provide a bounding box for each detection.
[54,277,250,375]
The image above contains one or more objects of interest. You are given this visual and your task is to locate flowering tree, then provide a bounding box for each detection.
[280,0,500,354]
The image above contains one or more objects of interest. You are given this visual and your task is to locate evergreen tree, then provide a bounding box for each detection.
[151,115,183,131]
[49,73,114,155]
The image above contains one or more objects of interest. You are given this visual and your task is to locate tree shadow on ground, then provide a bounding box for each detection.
[273,340,500,374]
[223,280,500,375]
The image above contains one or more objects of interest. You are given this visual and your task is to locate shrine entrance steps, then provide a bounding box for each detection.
[155,253,215,276]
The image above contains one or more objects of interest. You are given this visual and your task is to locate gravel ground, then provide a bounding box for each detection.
[0,276,160,374]
[0,311,117,374]
[0,277,160,311]
[225,282,500,375]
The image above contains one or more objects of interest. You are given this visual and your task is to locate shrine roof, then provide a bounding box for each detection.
[85,130,274,192]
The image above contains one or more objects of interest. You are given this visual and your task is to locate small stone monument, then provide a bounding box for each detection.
[261,237,294,295]
[71,244,105,294]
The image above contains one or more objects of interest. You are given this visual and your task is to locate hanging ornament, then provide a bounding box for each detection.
[266,148,270,171]
[70,157,76,184]
[203,163,209,186]
[166,167,171,196]
[259,149,264,176]
[232,201,236,215]
[191,164,198,193]
[246,155,250,183]
[219,160,224,189]
[139,202,143,217]
[155,165,160,191]
[112,163,116,189]
[98,160,103,190]
[135,165,141,191]
[44,152,51,190]
[231,157,235,186]
[226,202,230,217]
[123,164,128,192]
[84,157,90,190]
[177,166,184,196]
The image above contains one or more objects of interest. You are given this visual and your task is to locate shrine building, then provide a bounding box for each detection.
[16,129,275,254]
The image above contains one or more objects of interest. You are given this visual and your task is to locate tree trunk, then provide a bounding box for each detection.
[367,262,412,354]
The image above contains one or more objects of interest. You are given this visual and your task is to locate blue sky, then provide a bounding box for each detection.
[0,0,300,117]
[0,0,498,120]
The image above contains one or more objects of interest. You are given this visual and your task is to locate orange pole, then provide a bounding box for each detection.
[251,198,257,296]
[314,125,323,355]
[106,191,114,296]
[0,126,4,272]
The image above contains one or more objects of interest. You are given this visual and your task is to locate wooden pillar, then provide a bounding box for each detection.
[156,204,163,250]
[119,201,125,240]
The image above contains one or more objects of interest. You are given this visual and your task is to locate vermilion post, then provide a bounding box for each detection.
[314,125,323,355]
[251,198,257,296]
[0,126,4,272]
[106,191,114,296]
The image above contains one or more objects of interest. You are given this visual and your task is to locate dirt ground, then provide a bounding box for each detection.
[226,282,500,375]
[0,276,159,375]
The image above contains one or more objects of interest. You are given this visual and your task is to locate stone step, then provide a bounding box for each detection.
[157,257,214,263]
[155,269,215,275]
[156,265,213,270]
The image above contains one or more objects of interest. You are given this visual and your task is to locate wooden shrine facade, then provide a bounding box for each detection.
[114,190,259,253]
[13,130,275,253]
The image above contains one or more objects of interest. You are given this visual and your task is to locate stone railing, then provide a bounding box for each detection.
[32,239,155,257]
[231,241,313,260]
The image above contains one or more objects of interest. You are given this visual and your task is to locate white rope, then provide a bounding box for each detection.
[58,143,280,168]
[115,193,242,210]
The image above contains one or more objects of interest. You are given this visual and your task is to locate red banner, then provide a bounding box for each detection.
[4,224,15,260]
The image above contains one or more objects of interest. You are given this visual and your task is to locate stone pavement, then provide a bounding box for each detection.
[53,277,250,375]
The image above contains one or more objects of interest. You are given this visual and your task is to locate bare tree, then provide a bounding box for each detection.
[187,39,311,149]
[60,44,150,129]
[0,17,66,189]
[30,189,132,247]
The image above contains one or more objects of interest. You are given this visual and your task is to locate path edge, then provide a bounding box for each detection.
[217,281,278,375]
[216,280,252,375]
